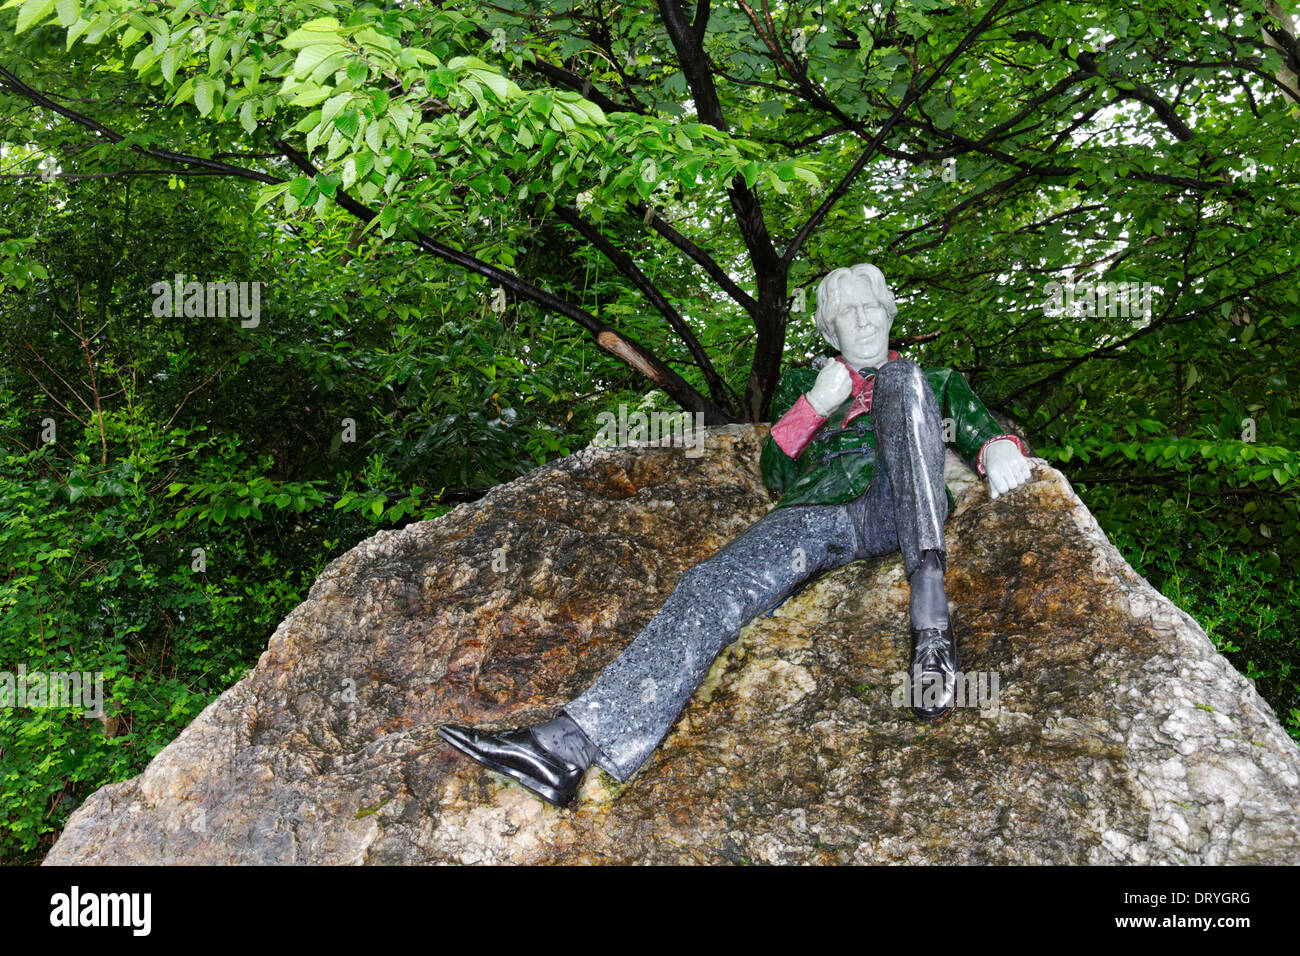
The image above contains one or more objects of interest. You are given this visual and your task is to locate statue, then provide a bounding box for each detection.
[438,263,1033,807]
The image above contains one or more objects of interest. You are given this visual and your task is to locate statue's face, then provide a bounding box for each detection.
[830,286,892,361]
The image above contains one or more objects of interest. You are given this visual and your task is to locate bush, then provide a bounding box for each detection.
[0,395,427,863]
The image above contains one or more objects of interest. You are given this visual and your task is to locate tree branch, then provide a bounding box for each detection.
[274,138,733,422]
[0,62,731,421]
[782,0,1012,268]
[552,204,737,412]
[626,200,757,312]
[0,64,281,185]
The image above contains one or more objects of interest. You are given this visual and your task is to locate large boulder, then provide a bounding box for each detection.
[45,425,1300,864]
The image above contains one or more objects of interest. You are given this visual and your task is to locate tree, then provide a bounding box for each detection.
[3,0,1291,422]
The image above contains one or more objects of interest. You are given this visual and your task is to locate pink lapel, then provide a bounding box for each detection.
[835,350,900,426]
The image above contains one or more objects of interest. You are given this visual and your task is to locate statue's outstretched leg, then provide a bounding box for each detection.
[562,500,859,783]
[440,500,859,803]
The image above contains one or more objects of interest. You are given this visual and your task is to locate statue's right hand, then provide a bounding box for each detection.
[807,360,853,416]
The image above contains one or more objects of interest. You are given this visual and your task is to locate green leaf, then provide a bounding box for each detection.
[294,43,344,79]
[467,67,510,101]
[193,78,213,116]
[64,15,90,48]
[84,9,115,44]
[334,108,360,139]
[793,165,820,187]
[387,102,410,137]
[287,175,314,201]
[289,84,332,108]
[319,91,350,127]
[15,0,56,33]
[281,17,342,49]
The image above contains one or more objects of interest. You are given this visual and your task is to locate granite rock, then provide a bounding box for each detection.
[44,425,1300,864]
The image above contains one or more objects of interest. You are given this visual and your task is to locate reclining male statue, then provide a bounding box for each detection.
[439,262,1032,807]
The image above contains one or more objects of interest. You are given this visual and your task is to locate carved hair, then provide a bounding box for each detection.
[814,263,897,348]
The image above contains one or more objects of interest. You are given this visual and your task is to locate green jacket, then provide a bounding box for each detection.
[759,356,1022,510]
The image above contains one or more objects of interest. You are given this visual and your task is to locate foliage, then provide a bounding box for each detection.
[0,398,341,861]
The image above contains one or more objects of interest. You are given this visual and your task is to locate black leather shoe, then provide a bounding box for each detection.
[438,724,586,808]
[909,623,957,722]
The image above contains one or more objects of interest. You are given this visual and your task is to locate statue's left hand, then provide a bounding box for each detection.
[984,439,1033,499]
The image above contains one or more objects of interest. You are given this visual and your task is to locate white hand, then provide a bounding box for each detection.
[985,440,1033,499]
[807,361,853,416]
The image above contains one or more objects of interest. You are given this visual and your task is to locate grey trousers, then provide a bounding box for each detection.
[564,358,949,782]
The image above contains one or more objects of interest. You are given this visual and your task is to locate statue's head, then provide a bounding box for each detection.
[814,263,897,361]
